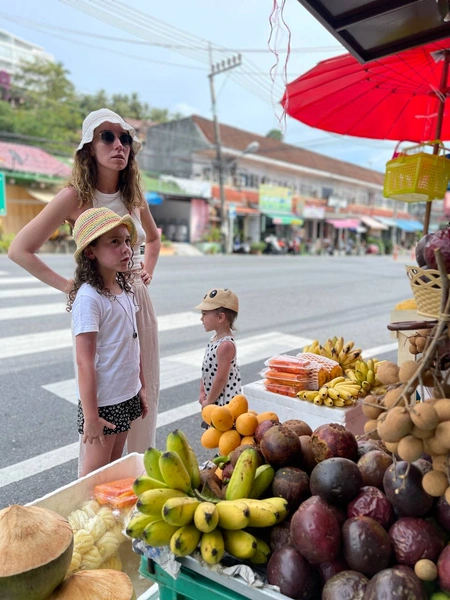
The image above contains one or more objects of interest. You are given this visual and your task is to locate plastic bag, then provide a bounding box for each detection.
[93,477,137,508]
[263,380,302,397]
[296,352,343,379]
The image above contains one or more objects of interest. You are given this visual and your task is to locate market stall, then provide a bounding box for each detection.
[3,296,450,599]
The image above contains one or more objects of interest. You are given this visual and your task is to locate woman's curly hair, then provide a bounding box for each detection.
[66,240,135,312]
[68,144,144,211]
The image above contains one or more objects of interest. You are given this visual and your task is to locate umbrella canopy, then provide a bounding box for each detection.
[282,38,450,142]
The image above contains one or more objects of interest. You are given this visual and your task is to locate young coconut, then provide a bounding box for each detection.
[47,569,135,600]
[0,505,73,600]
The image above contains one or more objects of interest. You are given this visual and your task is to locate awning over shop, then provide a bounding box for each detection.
[262,211,303,225]
[145,192,164,205]
[360,215,388,231]
[395,219,423,233]
[235,206,260,216]
[376,217,398,228]
[376,216,423,232]
[26,189,56,203]
[325,218,360,229]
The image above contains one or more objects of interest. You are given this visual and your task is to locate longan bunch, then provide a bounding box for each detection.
[408,329,431,356]
[375,397,450,500]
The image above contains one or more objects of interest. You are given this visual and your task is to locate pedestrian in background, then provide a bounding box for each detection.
[68,207,148,476]
[8,108,160,470]
[196,288,242,408]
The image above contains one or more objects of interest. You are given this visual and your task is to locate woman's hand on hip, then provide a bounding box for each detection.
[140,262,153,286]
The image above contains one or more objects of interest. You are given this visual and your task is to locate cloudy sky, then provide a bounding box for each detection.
[1,0,397,171]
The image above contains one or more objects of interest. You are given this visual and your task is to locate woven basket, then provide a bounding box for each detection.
[406,265,450,318]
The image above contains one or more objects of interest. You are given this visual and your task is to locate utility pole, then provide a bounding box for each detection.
[208,44,242,253]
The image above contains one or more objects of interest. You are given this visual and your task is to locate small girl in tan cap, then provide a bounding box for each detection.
[67,207,148,476]
[196,288,242,409]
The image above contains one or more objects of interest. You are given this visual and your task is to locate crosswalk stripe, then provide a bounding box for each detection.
[0,338,398,488]
[0,300,200,329]
[0,313,202,356]
[0,276,39,285]
[0,401,201,488]
[42,332,313,405]
[0,287,62,299]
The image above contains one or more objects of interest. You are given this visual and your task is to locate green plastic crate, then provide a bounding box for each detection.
[140,557,250,600]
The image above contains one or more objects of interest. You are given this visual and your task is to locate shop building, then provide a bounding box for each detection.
[139,115,418,245]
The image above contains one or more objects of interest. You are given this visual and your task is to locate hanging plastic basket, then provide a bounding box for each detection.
[384,140,450,203]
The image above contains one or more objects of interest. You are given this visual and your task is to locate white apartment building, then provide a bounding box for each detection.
[0,29,54,76]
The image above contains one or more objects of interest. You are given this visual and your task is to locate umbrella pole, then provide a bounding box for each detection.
[423,51,450,235]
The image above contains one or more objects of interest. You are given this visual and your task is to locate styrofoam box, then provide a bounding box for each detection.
[28,453,157,600]
[243,380,365,435]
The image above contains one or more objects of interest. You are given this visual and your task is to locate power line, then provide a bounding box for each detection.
[59,0,284,105]
[0,12,342,53]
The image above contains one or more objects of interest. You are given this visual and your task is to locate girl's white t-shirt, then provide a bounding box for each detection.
[72,283,141,407]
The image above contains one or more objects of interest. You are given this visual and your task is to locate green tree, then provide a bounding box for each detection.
[266,128,283,141]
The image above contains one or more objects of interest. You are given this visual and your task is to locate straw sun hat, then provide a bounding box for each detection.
[77,108,142,154]
[73,207,138,260]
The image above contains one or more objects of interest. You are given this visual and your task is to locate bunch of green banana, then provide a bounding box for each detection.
[225,447,259,501]
[303,338,362,370]
[345,358,382,396]
[297,376,360,407]
[136,496,288,563]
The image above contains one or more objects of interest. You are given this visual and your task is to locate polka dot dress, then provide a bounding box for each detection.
[202,336,241,406]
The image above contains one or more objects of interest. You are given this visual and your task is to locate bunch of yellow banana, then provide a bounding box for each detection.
[297,376,361,407]
[345,358,383,396]
[303,337,363,370]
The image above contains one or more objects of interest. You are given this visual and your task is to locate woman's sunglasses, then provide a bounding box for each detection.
[98,130,133,147]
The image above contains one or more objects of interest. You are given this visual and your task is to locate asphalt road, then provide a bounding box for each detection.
[0,252,412,508]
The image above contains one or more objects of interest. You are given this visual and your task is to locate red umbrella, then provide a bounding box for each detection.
[282,39,450,233]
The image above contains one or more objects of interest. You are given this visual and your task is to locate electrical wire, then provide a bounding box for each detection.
[58,0,284,104]
[0,10,342,53]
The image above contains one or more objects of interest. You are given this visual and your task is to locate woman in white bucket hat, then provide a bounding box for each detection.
[9,108,161,470]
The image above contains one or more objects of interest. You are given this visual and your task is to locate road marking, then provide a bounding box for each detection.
[364,342,397,358]
[0,300,200,329]
[0,313,202,356]
[0,400,201,488]
[0,276,39,285]
[1,338,399,488]
[43,332,313,405]
[0,287,62,299]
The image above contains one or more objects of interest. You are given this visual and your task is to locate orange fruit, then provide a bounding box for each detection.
[256,411,279,424]
[235,412,259,436]
[201,427,223,449]
[228,395,249,420]
[211,406,234,432]
[218,430,242,455]
[202,404,216,425]
[240,435,255,445]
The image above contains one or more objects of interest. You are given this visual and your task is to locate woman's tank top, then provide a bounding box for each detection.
[93,190,145,266]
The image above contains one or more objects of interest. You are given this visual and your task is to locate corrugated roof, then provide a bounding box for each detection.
[191,115,385,187]
[0,141,71,178]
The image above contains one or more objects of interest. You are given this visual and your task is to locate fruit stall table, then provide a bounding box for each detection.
[28,453,158,600]
[242,380,365,435]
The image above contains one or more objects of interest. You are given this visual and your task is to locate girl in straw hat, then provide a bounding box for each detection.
[9,109,160,470]
[68,207,148,476]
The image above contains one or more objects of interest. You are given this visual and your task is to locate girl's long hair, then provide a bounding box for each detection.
[66,243,134,312]
[69,145,144,211]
